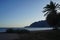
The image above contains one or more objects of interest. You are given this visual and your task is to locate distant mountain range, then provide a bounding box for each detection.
[25,20,50,28]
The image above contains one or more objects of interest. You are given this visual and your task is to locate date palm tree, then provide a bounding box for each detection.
[43,1,60,30]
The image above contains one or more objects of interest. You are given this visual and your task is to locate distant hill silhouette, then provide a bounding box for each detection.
[26,20,50,28]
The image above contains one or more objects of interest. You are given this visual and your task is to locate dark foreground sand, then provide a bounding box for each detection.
[0,30,60,40]
[0,33,19,40]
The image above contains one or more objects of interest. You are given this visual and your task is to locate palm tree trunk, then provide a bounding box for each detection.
[53,25,58,30]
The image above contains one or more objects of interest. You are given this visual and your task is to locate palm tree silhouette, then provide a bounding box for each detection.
[43,1,60,30]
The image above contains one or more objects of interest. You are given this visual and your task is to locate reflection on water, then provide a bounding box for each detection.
[25,27,53,31]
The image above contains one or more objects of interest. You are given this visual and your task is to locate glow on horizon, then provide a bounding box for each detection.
[0,0,60,27]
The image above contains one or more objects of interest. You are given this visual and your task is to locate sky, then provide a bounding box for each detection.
[0,0,60,28]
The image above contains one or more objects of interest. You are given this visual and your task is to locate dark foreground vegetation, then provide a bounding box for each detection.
[6,28,30,33]
[4,28,60,40]
[12,30,60,40]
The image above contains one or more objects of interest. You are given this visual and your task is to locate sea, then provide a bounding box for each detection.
[0,27,53,32]
[25,27,53,31]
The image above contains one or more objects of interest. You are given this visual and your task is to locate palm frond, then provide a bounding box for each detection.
[44,12,49,16]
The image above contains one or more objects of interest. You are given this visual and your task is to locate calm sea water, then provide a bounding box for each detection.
[0,27,53,32]
[25,27,53,31]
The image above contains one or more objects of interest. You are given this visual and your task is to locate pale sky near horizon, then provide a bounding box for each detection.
[0,0,60,28]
